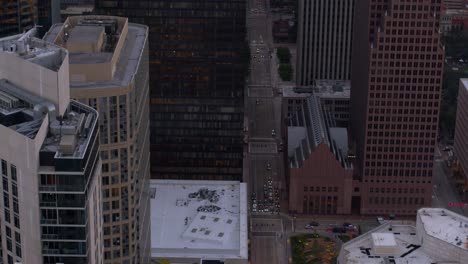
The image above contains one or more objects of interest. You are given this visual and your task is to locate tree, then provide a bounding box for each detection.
[278,64,293,81]
[276,47,291,64]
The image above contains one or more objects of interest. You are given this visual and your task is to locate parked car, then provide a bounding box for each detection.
[389,214,396,220]
[309,221,319,227]
[305,224,314,230]
[332,227,347,233]
[377,217,385,224]
[343,222,352,228]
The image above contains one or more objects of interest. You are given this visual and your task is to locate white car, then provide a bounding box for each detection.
[305,225,314,230]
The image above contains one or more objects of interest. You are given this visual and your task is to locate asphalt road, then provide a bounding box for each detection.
[245,0,289,263]
[432,160,468,216]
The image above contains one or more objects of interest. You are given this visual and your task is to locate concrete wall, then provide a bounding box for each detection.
[289,143,353,214]
[417,213,468,263]
[0,50,70,115]
[0,116,48,263]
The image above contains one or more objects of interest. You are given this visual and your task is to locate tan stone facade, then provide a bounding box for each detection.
[45,16,151,263]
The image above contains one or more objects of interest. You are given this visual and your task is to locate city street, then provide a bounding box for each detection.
[432,160,468,216]
[245,0,288,263]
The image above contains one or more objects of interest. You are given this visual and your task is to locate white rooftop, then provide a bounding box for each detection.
[150,180,248,260]
[419,208,468,250]
[339,223,436,264]
[371,233,397,247]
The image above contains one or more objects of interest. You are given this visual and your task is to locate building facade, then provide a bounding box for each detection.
[339,208,468,263]
[95,0,248,181]
[44,16,151,263]
[0,30,102,264]
[296,0,354,86]
[288,92,353,215]
[454,79,468,180]
[0,0,38,37]
[351,0,444,216]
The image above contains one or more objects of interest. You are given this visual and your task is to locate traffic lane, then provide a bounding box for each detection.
[251,237,279,264]
[433,161,468,216]
[250,100,276,138]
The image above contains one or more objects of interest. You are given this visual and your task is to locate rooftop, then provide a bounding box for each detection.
[314,80,351,99]
[44,15,148,88]
[284,80,351,99]
[0,79,49,139]
[150,180,248,260]
[288,95,351,169]
[419,208,468,250]
[0,79,98,159]
[339,222,436,264]
[0,28,66,71]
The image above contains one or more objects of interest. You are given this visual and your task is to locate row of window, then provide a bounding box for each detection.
[303,186,339,193]
[368,196,425,205]
[1,160,21,263]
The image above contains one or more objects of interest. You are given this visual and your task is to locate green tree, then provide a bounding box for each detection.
[276,47,291,64]
[278,64,293,81]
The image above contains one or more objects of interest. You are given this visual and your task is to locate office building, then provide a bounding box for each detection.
[150,180,248,264]
[454,79,468,181]
[351,0,444,215]
[288,90,353,215]
[0,0,38,37]
[95,0,248,181]
[444,0,465,9]
[44,16,151,263]
[296,0,354,86]
[338,208,468,263]
[0,29,102,264]
[37,0,61,36]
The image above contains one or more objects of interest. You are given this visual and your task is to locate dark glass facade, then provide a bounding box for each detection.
[0,0,37,38]
[96,0,248,180]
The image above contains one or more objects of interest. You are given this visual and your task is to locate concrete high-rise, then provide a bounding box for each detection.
[0,0,38,37]
[95,0,248,181]
[351,0,444,216]
[296,0,354,86]
[0,29,102,264]
[44,16,151,263]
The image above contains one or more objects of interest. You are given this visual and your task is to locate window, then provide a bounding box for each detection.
[10,166,16,182]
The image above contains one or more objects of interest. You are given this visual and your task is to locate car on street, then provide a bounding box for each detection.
[377,217,385,224]
[308,221,319,227]
[304,224,314,229]
[332,227,347,233]
[343,222,352,228]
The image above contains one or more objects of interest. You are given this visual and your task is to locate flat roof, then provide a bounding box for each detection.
[150,180,248,260]
[340,223,436,264]
[314,80,351,99]
[68,25,104,43]
[0,29,66,71]
[419,208,468,250]
[44,19,148,89]
[371,233,397,247]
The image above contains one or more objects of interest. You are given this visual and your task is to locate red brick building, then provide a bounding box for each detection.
[351,0,444,216]
[288,95,353,215]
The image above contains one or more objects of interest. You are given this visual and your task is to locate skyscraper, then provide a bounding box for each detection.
[44,16,151,263]
[95,0,248,181]
[37,0,61,36]
[351,0,444,215]
[0,29,102,264]
[0,0,38,37]
[296,0,354,86]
